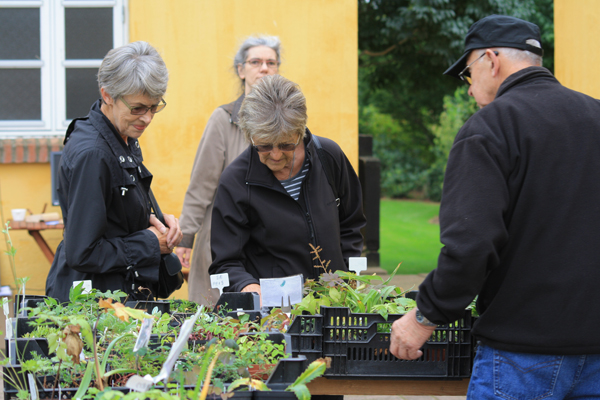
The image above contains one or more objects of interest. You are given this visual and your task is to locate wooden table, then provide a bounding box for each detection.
[9,220,63,263]
[307,377,469,396]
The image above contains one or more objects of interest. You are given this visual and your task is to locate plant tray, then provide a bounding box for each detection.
[286,313,323,363]
[288,306,473,379]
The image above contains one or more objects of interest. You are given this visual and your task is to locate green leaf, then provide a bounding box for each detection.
[288,384,311,400]
[329,287,341,303]
[288,358,327,390]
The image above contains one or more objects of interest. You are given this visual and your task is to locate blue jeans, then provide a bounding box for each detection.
[468,343,600,399]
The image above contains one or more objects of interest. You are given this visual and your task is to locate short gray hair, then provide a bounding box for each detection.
[486,47,543,66]
[98,41,169,100]
[238,75,307,144]
[233,35,282,87]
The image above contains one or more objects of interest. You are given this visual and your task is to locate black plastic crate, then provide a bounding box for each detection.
[320,306,473,379]
[286,313,323,363]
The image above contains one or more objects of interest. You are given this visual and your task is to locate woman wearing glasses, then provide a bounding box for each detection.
[46,41,182,302]
[209,75,366,297]
[177,35,282,306]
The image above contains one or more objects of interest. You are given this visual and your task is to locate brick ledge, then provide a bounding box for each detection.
[0,136,64,164]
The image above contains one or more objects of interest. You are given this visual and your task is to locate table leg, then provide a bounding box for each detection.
[27,230,55,263]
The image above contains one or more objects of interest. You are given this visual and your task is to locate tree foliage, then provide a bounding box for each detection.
[358,0,554,198]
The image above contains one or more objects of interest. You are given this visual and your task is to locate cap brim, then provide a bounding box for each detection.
[444,51,471,80]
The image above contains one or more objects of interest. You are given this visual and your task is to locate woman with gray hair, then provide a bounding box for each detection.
[177,35,282,306]
[46,41,182,302]
[209,74,366,299]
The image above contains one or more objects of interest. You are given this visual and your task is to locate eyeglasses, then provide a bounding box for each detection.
[252,135,301,153]
[120,97,167,115]
[458,51,499,85]
[243,58,279,69]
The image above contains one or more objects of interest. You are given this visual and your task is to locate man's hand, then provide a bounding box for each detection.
[390,308,437,360]
[175,246,192,268]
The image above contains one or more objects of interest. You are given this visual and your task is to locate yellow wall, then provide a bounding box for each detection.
[130,0,358,214]
[0,164,63,295]
[0,0,358,300]
[555,0,600,97]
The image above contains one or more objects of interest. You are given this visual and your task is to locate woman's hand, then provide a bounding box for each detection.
[148,214,183,250]
[241,284,262,306]
[147,224,171,254]
[175,247,192,268]
[163,213,183,248]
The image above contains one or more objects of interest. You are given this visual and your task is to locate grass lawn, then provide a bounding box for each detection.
[379,199,442,275]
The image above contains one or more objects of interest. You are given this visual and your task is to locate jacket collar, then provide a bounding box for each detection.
[496,66,558,100]
[86,99,144,169]
[245,128,315,187]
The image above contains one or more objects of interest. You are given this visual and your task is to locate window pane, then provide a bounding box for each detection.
[66,68,100,120]
[0,69,41,120]
[0,8,40,60]
[65,8,113,60]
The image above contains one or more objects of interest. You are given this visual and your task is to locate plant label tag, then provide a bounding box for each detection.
[125,375,153,392]
[349,257,367,275]
[210,273,230,295]
[153,307,203,383]
[134,318,154,353]
[260,274,303,307]
[5,318,13,340]
[72,280,92,294]
[2,297,9,317]
[28,374,39,400]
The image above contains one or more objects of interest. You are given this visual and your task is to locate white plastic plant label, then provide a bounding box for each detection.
[28,374,39,400]
[125,375,154,392]
[5,318,14,340]
[260,274,303,307]
[2,297,9,317]
[210,273,230,295]
[152,307,203,383]
[133,318,154,353]
[349,257,367,275]
[72,280,92,294]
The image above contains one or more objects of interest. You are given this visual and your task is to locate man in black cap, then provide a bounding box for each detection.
[390,15,600,398]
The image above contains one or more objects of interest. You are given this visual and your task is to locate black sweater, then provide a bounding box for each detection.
[418,67,600,354]
[209,130,366,292]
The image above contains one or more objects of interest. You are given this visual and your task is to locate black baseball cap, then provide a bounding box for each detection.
[444,15,543,79]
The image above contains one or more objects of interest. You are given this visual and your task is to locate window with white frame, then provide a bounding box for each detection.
[0,0,127,137]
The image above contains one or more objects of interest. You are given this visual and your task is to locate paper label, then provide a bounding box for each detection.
[72,280,92,294]
[210,273,230,295]
[260,274,303,307]
[134,318,154,353]
[349,257,368,275]
[125,375,154,392]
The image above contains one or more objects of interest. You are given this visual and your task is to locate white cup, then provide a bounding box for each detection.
[11,209,27,222]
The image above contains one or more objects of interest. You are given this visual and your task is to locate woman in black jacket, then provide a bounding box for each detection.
[209,75,365,296]
[46,41,182,303]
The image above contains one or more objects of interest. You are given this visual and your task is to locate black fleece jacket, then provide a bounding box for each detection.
[418,67,600,354]
[209,130,366,292]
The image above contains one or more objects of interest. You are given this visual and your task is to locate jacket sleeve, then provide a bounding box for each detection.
[208,172,259,292]
[179,108,230,248]
[62,148,160,275]
[417,131,510,324]
[328,143,366,264]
